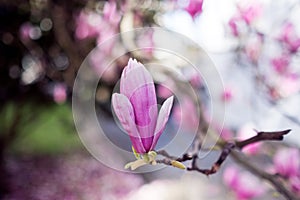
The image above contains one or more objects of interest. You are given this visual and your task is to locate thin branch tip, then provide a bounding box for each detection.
[282,129,291,134]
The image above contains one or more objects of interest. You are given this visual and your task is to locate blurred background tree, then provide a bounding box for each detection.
[1,0,300,199]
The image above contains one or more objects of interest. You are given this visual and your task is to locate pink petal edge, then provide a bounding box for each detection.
[150,96,174,150]
[120,58,154,98]
[112,93,146,153]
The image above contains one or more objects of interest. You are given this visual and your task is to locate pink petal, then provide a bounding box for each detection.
[289,149,300,176]
[185,0,203,19]
[150,96,174,150]
[75,11,102,40]
[103,1,121,26]
[229,16,239,36]
[157,84,173,99]
[224,166,266,199]
[53,84,67,104]
[120,58,158,151]
[240,3,262,25]
[237,123,261,155]
[274,148,300,178]
[290,176,300,194]
[271,55,290,74]
[237,172,265,199]
[173,97,199,131]
[112,93,146,153]
[223,167,239,189]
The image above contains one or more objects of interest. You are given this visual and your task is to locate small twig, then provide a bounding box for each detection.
[235,129,291,149]
[176,153,194,162]
[187,142,235,175]
[156,150,193,162]
[156,150,178,160]
[156,158,172,166]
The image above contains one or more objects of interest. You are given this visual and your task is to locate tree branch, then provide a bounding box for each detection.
[50,3,84,87]
[157,129,291,176]
[235,129,291,149]
[187,142,235,175]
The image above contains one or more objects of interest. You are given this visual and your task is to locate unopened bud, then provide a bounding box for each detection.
[171,160,186,169]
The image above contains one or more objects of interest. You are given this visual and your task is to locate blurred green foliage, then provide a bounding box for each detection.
[2,102,81,155]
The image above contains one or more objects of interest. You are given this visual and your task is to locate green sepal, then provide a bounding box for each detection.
[132,146,140,159]
[125,150,158,170]
[124,159,147,170]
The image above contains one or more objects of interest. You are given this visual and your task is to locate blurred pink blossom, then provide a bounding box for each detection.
[271,54,290,74]
[238,2,262,25]
[53,84,67,104]
[137,30,155,58]
[228,2,262,37]
[228,16,240,37]
[75,1,121,41]
[96,27,118,53]
[88,1,123,83]
[276,73,300,98]
[103,0,121,27]
[280,23,294,43]
[237,123,261,155]
[88,27,118,82]
[189,72,202,88]
[209,121,234,140]
[96,1,121,47]
[173,96,199,132]
[290,176,300,195]
[157,84,173,99]
[279,23,300,52]
[98,1,121,42]
[183,0,203,19]
[223,166,266,200]
[89,48,118,83]
[273,148,300,178]
[223,166,239,190]
[245,36,262,63]
[221,88,233,102]
[19,23,33,41]
[219,127,234,140]
[75,10,102,40]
